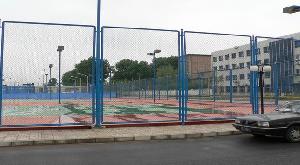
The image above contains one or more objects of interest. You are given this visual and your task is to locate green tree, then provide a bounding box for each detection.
[155,56,178,71]
[48,78,57,86]
[62,57,110,86]
[157,65,178,77]
[112,59,152,82]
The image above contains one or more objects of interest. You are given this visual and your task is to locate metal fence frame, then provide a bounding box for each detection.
[99,26,184,125]
[0,20,286,127]
[0,21,97,127]
[182,31,255,120]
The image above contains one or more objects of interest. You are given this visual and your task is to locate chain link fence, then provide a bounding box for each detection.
[0,21,95,126]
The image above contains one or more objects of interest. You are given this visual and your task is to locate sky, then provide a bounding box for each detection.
[0,0,300,36]
[0,0,300,85]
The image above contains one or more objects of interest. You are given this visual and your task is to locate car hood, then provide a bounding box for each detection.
[238,112,300,121]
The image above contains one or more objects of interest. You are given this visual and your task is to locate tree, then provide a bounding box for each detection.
[155,56,178,71]
[157,65,178,77]
[112,59,152,82]
[48,78,57,86]
[62,57,111,86]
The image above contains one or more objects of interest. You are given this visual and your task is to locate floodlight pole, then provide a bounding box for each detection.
[148,50,161,104]
[250,65,271,114]
[57,46,64,104]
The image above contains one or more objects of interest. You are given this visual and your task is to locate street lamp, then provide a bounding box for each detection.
[283,5,300,14]
[71,76,82,92]
[77,73,89,93]
[250,65,272,114]
[57,46,64,104]
[49,64,54,84]
[45,73,49,86]
[147,49,161,103]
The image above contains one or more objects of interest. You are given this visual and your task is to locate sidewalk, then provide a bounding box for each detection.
[0,123,241,147]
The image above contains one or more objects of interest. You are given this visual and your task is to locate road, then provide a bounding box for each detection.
[0,135,299,165]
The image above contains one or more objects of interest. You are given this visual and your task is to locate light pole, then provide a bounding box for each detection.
[49,64,53,84]
[77,73,89,93]
[147,49,161,103]
[45,73,49,86]
[250,65,272,114]
[49,64,54,99]
[283,5,300,14]
[71,76,81,93]
[57,46,64,104]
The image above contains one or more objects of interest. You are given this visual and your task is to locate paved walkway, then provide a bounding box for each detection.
[0,123,240,147]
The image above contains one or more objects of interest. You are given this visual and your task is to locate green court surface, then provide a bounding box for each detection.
[2,102,225,117]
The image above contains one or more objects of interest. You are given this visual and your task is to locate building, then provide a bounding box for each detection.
[211,32,300,95]
[186,54,211,77]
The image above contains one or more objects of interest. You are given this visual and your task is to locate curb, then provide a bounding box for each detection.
[0,130,241,147]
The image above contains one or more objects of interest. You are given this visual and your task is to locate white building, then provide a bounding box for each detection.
[211,32,300,94]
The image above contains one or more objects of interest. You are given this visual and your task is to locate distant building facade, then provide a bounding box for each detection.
[210,32,300,95]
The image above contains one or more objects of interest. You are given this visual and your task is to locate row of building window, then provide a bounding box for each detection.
[217,85,271,93]
[217,72,271,82]
[213,46,270,62]
[213,59,270,71]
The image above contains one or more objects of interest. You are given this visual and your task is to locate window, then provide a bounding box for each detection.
[257,48,261,55]
[225,65,230,70]
[296,69,300,75]
[265,72,271,78]
[295,40,300,48]
[226,86,230,92]
[264,59,270,65]
[247,73,251,80]
[232,64,237,69]
[219,56,223,61]
[225,54,230,60]
[233,75,237,80]
[257,60,262,64]
[219,65,224,70]
[239,63,245,69]
[263,47,269,53]
[265,85,271,92]
[231,53,236,59]
[246,62,251,68]
[233,86,238,93]
[220,87,224,93]
[246,50,251,56]
[240,86,245,93]
[240,74,245,80]
[239,51,244,57]
[213,57,217,62]
[213,66,217,71]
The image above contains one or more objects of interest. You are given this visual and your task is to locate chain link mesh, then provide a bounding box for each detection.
[1,22,95,126]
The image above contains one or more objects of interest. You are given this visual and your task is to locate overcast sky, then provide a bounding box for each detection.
[0,0,300,37]
[1,0,300,85]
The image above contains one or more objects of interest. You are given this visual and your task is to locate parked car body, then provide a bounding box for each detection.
[233,101,300,142]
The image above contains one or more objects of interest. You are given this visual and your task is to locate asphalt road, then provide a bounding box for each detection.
[0,135,300,165]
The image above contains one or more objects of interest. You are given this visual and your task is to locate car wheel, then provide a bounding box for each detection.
[285,126,300,143]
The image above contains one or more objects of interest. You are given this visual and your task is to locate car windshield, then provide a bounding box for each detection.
[279,102,300,113]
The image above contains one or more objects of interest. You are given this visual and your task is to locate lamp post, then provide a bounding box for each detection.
[250,65,272,114]
[57,46,64,104]
[71,76,81,93]
[77,73,89,93]
[49,64,54,99]
[283,5,300,14]
[45,74,49,86]
[49,64,54,84]
[147,49,161,103]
